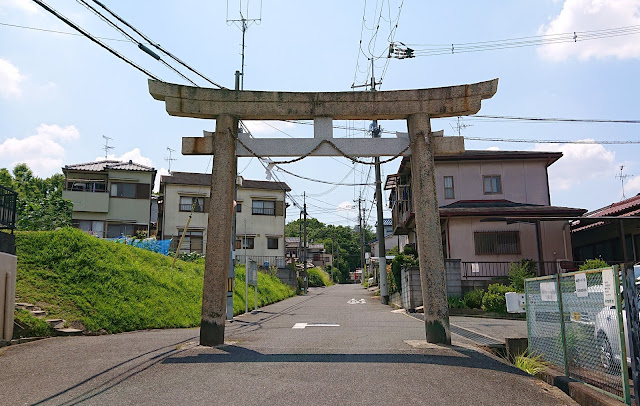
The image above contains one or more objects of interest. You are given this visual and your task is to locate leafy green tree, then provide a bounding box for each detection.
[286,218,375,282]
[0,164,72,230]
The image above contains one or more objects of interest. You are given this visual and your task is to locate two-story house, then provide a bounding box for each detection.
[385,150,586,278]
[159,172,289,266]
[62,160,156,238]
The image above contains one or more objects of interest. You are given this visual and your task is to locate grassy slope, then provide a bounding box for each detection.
[15,228,295,333]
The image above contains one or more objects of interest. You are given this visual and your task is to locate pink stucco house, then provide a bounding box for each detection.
[385,150,586,282]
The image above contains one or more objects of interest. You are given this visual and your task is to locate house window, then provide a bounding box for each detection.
[106,223,135,238]
[236,237,254,249]
[110,183,136,198]
[267,237,279,249]
[252,200,275,215]
[236,203,242,213]
[180,196,204,212]
[177,230,203,253]
[76,220,105,237]
[474,231,520,255]
[444,176,455,199]
[483,175,502,194]
[66,180,106,193]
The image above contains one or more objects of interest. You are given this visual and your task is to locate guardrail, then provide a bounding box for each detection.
[235,255,286,269]
[461,260,625,278]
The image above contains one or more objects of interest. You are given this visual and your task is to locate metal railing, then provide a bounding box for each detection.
[525,267,631,404]
[235,255,286,269]
[0,185,17,231]
[461,260,625,278]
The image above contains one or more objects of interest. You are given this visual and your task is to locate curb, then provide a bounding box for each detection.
[536,368,626,406]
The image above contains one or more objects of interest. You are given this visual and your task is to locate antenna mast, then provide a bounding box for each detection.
[165,147,177,173]
[616,165,633,200]
[451,116,472,136]
[226,0,262,90]
[102,135,114,159]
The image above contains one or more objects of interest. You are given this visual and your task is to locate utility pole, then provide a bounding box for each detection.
[303,192,308,294]
[226,70,243,320]
[368,58,390,304]
[357,198,365,284]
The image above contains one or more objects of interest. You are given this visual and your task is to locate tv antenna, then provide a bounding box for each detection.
[615,165,635,200]
[102,135,114,159]
[165,147,177,173]
[450,117,472,136]
[226,0,262,90]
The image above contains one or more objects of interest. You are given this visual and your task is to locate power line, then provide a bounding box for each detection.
[76,0,197,86]
[471,115,640,124]
[32,0,161,80]
[0,21,128,41]
[89,0,227,89]
[402,24,640,57]
[464,137,640,145]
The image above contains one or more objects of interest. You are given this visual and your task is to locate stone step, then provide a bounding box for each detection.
[45,319,65,329]
[30,310,47,318]
[54,328,83,336]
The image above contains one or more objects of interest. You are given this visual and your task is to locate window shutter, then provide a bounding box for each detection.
[275,200,284,216]
[136,183,150,199]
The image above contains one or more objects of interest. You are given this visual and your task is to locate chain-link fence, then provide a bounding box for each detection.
[525,267,631,404]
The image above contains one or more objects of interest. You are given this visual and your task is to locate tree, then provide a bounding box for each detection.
[0,164,72,231]
[286,217,375,283]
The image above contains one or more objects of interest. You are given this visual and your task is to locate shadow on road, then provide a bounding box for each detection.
[162,345,526,376]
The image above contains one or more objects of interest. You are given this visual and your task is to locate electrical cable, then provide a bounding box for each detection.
[89,0,227,89]
[31,0,161,80]
[76,0,197,86]
[0,21,128,41]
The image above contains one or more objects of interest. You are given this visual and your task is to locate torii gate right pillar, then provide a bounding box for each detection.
[408,113,451,344]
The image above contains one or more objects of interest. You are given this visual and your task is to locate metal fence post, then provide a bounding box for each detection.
[556,272,570,376]
[621,264,639,406]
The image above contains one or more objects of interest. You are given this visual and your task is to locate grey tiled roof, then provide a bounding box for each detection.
[162,172,290,191]
[64,160,155,172]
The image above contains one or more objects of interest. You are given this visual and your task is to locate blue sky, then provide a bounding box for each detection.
[1,0,639,226]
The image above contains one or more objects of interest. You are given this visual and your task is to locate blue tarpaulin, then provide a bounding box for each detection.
[107,237,172,256]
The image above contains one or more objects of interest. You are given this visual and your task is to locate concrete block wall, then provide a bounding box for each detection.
[401,267,423,310]
[276,268,297,289]
[0,252,17,341]
[445,259,463,298]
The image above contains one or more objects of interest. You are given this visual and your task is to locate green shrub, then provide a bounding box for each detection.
[448,296,468,309]
[482,283,516,313]
[463,289,485,309]
[508,259,536,292]
[579,258,609,271]
[514,353,548,375]
[308,267,333,287]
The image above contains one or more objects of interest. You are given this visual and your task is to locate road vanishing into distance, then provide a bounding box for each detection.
[0,284,576,405]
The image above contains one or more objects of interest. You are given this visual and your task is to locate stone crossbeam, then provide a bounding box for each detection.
[148,78,498,120]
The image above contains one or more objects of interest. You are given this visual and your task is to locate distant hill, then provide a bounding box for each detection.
[15,228,294,334]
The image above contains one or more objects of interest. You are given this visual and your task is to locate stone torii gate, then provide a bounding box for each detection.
[148,78,498,346]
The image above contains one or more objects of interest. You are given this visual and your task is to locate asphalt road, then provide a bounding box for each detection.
[0,284,576,406]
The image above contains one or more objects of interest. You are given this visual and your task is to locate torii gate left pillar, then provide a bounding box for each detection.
[149,78,498,346]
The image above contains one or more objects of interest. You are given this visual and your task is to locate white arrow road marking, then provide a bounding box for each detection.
[292,323,340,329]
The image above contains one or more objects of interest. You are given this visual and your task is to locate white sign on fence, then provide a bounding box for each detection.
[248,260,258,286]
[540,281,557,302]
[602,267,616,307]
[575,273,588,298]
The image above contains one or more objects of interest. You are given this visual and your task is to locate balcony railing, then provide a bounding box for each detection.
[390,185,413,232]
[236,255,286,269]
[0,185,17,231]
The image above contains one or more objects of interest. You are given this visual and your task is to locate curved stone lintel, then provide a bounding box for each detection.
[149,78,498,120]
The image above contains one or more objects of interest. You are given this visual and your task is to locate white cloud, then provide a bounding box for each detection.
[0,58,25,98]
[533,140,616,190]
[97,148,154,168]
[626,176,640,196]
[0,0,39,14]
[154,167,169,193]
[337,201,355,211]
[0,124,80,176]
[538,0,640,61]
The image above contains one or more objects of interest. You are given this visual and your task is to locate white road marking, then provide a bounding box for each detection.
[347,298,367,304]
[292,323,340,329]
